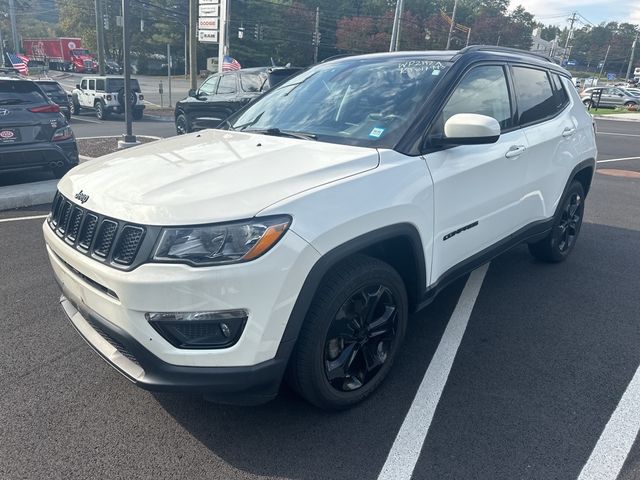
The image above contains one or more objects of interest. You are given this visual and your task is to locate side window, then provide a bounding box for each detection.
[199,76,219,95]
[88,79,95,90]
[512,67,556,125]
[95,79,105,91]
[439,65,513,132]
[551,74,569,112]
[80,79,87,90]
[240,73,264,92]
[217,75,237,94]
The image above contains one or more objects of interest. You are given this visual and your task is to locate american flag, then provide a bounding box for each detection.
[7,53,29,75]
[222,55,241,72]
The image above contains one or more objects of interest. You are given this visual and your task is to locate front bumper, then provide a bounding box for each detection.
[58,285,289,404]
[0,139,78,173]
[44,220,320,401]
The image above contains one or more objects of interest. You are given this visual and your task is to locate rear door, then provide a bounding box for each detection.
[511,66,580,221]
[425,64,530,282]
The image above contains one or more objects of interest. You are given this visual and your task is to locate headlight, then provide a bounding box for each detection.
[152,216,291,266]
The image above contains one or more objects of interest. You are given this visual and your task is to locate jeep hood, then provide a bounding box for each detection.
[58,129,379,225]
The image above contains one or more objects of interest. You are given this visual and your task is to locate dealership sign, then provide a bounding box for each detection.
[198,0,222,44]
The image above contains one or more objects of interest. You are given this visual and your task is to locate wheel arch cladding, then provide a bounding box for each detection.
[276,223,426,359]
[573,162,595,196]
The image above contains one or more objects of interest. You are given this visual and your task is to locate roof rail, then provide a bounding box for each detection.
[458,45,553,63]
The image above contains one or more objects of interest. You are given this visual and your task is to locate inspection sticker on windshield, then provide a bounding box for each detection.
[369,127,385,138]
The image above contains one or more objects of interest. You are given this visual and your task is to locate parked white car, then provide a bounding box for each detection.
[70,76,144,120]
[44,46,597,409]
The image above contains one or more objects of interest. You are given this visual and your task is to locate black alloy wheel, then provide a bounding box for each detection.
[528,180,585,262]
[288,254,408,410]
[324,285,399,392]
[555,191,583,254]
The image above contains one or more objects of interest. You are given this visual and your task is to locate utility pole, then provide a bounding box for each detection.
[0,24,5,66]
[95,0,105,75]
[389,0,404,52]
[184,23,188,77]
[189,0,197,90]
[167,44,172,107]
[8,0,18,53]
[562,12,577,65]
[119,0,137,148]
[313,7,319,63]
[599,43,611,79]
[626,31,638,80]
[445,0,458,50]
[217,0,226,73]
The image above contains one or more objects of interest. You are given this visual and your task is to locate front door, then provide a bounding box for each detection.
[425,64,530,283]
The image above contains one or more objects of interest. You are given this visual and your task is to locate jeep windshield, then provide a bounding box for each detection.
[105,79,141,92]
[227,56,451,148]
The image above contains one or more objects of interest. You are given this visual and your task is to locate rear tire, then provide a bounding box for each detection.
[95,102,108,120]
[287,254,408,410]
[52,164,72,179]
[528,180,585,263]
[70,101,81,116]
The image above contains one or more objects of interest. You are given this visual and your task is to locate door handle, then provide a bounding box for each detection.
[505,145,526,158]
[562,127,577,138]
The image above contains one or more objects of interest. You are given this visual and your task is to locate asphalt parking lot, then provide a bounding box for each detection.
[1,119,639,480]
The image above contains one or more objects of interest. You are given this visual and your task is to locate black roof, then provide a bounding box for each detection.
[321,46,570,77]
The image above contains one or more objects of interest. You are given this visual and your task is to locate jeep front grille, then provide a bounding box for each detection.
[48,192,146,268]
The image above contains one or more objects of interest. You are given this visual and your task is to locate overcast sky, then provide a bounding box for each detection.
[514,0,640,27]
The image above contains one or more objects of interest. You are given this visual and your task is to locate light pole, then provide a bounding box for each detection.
[95,0,106,75]
[389,0,404,52]
[599,44,611,79]
[119,0,138,149]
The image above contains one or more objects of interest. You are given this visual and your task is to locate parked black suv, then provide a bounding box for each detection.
[174,66,302,134]
[0,77,78,178]
[35,80,71,120]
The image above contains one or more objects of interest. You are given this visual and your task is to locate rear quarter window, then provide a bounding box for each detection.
[240,73,266,92]
[551,74,570,111]
[512,66,557,125]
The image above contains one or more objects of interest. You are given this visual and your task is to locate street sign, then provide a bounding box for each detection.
[198,30,219,43]
[199,5,219,16]
[198,17,219,29]
[198,0,219,3]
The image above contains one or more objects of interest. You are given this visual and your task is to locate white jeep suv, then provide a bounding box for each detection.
[70,76,145,120]
[44,47,597,409]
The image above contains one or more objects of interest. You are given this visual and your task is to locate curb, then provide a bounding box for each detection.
[144,114,173,123]
[0,179,58,211]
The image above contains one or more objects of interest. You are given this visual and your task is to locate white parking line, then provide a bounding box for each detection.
[598,132,640,138]
[377,263,489,480]
[577,363,640,480]
[597,157,640,164]
[0,214,48,223]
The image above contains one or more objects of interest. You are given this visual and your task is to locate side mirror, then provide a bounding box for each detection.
[75,84,81,90]
[188,88,197,98]
[440,113,501,145]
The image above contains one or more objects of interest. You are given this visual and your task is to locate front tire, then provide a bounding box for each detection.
[70,101,81,115]
[528,180,585,262]
[175,113,190,134]
[287,255,408,410]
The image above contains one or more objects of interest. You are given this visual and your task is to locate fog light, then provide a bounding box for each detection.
[145,310,247,349]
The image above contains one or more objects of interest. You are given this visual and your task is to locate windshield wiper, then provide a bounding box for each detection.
[244,128,318,141]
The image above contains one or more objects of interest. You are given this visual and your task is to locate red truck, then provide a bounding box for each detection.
[22,38,97,73]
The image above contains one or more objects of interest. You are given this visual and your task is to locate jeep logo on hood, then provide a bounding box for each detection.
[74,190,89,204]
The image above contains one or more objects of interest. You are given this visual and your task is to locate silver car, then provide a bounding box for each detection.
[580,86,639,108]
